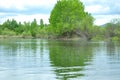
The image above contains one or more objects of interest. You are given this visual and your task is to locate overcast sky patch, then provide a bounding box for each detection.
[0,0,120,25]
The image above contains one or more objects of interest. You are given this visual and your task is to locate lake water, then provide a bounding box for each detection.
[0,39,120,80]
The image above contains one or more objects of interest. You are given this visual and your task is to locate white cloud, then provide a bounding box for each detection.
[0,0,56,10]
[94,15,120,25]
[0,0,56,24]
[81,0,120,25]
[0,14,50,24]
[85,5,110,15]
[0,12,6,15]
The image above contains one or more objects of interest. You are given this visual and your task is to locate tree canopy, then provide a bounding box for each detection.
[49,0,93,37]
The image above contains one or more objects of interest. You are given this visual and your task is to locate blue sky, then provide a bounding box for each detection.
[0,0,120,25]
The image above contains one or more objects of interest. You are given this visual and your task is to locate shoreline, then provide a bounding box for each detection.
[0,35,85,41]
[0,35,111,41]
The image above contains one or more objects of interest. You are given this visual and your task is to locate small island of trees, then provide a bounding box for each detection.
[0,0,120,41]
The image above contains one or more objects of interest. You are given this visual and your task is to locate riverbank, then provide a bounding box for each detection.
[0,35,86,41]
[0,35,114,41]
[0,35,32,39]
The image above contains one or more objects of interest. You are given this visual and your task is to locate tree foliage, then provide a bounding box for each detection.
[49,0,94,38]
[30,19,38,37]
[104,18,120,40]
[50,0,86,34]
[40,19,44,28]
[3,19,18,31]
[0,19,47,38]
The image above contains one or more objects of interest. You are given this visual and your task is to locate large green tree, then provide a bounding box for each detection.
[49,0,93,37]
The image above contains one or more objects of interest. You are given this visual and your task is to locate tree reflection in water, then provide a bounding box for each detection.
[49,41,95,80]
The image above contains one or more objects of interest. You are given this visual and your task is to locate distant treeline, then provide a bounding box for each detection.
[0,19,49,38]
[0,0,120,41]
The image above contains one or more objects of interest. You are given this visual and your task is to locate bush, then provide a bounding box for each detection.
[91,35,104,41]
[112,36,119,41]
[2,28,16,36]
[22,31,32,38]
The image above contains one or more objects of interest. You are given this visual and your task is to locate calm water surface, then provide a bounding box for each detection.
[0,39,120,80]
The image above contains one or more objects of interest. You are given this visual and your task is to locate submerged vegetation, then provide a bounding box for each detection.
[0,0,120,41]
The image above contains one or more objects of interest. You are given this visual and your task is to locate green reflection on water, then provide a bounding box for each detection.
[0,39,47,57]
[49,40,98,80]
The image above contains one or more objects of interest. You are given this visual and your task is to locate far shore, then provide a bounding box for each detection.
[0,35,112,41]
[0,35,87,41]
[0,35,32,39]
